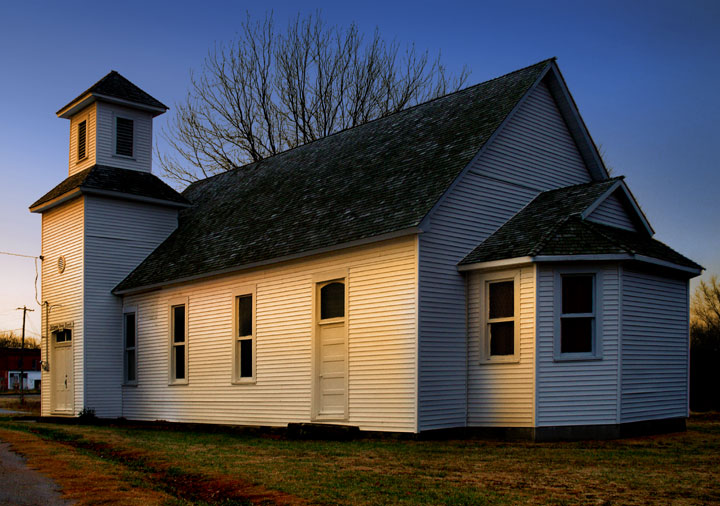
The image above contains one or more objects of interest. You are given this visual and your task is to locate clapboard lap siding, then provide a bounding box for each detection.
[587,192,636,231]
[467,266,535,427]
[122,236,417,432]
[621,269,689,422]
[83,196,178,417]
[41,197,84,416]
[536,264,619,426]
[69,104,97,175]
[418,77,594,431]
[95,103,153,172]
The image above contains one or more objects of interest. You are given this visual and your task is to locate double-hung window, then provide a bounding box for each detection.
[233,286,256,383]
[480,270,520,363]
[169,300,188,384]
[555,271,601,360]
[123,309,137,385]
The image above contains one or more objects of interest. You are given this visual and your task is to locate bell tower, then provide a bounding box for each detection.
[30,72,189,418]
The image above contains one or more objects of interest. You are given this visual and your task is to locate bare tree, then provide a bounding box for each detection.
[0,330,40,349]
[692,275,720,340]
[158,12,469,185]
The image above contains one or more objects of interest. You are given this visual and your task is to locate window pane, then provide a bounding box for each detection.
[238,295,252,337]
[126,350,136,382]
[173,305,185,343]
[561,317,593,353]
[562,275,593,314]
[489,281,514,319]
[174,345,185,379]
[54,331,64,343]
[240,338,252,378]
[65,330,72,342]
[321,282,345,319]
[490,321,514,355]
[116,117,134,156]
[125,313,136,348]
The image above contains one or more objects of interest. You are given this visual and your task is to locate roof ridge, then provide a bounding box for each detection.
[185,58,557,190]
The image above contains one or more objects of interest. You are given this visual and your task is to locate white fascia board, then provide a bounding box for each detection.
[634,255,702,275]
[533,254,633,263]
[457,256,533,272]
[29,189,83,213]
[114,227,422,295]
[81,188,191,209]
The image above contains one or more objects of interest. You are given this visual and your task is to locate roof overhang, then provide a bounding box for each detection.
[56,92,167,119]
[459,253,702,276]
[113,226,424,296]
[30,187,191,214]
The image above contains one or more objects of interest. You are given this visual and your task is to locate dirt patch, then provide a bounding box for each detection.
[0,428,171,505]
[5,425,308,505]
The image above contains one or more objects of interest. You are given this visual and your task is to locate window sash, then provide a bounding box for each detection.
[233,289,256,383]
[480,272,520,362]
[170,303,187,383]
[123,312,137,384]
[555,271,601,360]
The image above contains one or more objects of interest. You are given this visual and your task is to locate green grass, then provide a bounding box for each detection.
[1,414,719,505]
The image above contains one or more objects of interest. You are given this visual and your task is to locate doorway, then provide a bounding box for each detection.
[51,328,73,414]
[314,279,347,420]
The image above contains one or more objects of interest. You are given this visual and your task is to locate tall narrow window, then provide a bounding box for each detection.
[77,120,87,160]
[233,293,255,382]
[488,280,515,356]
[115,117,134,157]
[123,311,137,384]
[560,274,595,354]
[170,304,187,383]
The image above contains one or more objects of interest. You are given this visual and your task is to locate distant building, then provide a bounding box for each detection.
[0,347,41,390]
[30,59,702,439]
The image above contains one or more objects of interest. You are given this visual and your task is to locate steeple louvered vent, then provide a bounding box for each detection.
[77,120,87,160]
[115,117,134,157]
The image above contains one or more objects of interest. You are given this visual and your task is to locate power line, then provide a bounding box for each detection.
[0,251,39,259]
[0,250,43,306]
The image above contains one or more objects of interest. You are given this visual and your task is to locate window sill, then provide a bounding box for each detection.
[122,383,138,388]
[480,356,521,365]
[76,157,88,164]
[232,378,257,385]
[553,354,603,362]
[112,154,136,161]
[168,380,189,386]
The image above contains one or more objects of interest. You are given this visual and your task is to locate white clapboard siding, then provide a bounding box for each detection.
[418,77,594,431]
[122,236,417,432]
[95,103,153,172]
[83,196,179,417]
[467,266,535,426]
[621,269,689,422]
[536,264,619,426]
[472,81,591,190]
[587,192,636,231]
[41,197,84,416]
[68,103,97,175]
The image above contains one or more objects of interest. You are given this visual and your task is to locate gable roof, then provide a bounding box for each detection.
[57,71,168,118]
[29,165,189,213]
[114,59,559,293]
[459,178,702,273]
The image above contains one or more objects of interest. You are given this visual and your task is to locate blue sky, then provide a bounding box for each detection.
[1,0,718,335]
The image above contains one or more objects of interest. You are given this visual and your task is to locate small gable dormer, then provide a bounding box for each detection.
[56,71,168,176]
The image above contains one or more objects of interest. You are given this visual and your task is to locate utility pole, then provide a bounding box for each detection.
[16,306,34,406]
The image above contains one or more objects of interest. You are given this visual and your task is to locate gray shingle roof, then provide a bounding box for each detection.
[460,179,702,271]
[57,71,168,115]
[114,59,554,293]
[30,165,189,210]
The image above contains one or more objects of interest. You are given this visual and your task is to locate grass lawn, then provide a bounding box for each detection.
[0,412,718,505]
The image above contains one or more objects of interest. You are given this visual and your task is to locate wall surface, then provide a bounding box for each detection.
[83,195,178,417]
[417,78,595,430]
[467,265,535,426]
[122,236,418,432]
[40,196,85,415]
[536,263,620,426]
[621,268,689,422]
[95,103,153,172]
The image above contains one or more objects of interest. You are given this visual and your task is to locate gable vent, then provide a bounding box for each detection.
[116,117,134,157]
[77,120,87,160]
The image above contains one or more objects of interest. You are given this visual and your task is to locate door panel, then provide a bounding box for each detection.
[315,279,347,420]
[52,340,73,414]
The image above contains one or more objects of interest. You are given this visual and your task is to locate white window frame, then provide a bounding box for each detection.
[478,269,521,363]
[168,296,189,385]
[113,114,135,159]
[123,306,138,386]
[232,284,257,384]
[553,267,603,361]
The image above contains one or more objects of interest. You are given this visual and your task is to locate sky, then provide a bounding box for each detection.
[0,0,718,336]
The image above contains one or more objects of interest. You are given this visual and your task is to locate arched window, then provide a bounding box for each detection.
[320,282,345,319]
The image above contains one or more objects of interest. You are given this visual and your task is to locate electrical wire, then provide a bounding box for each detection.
[0,250,43,306]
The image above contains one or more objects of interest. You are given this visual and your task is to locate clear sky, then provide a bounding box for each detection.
[1,0,718,336]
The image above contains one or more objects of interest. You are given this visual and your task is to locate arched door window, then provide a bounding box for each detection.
[320,282,345,320]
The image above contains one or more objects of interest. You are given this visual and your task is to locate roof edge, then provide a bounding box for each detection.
[29,188,82,213]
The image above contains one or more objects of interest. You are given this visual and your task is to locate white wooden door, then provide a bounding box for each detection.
[52,330,73,414]
[315,280,347,419]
